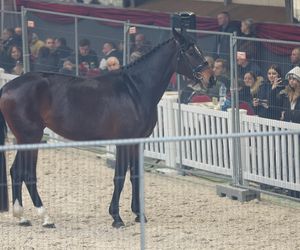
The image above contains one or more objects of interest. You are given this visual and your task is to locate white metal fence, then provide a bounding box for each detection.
[155,94,300,192]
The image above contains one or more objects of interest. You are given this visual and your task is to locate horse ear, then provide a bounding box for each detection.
[172,28,185,45]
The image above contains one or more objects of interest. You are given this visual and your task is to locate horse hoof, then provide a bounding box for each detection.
[19,219,32,227]
[112,220,125,228]
[135,215,148,223]
[43,223,56,228]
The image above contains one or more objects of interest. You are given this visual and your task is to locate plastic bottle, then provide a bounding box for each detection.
[219,82,227,108]
[90,62,95,69]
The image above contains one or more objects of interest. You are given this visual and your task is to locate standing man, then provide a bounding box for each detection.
[215,11,240,60]
[289,47,300,70]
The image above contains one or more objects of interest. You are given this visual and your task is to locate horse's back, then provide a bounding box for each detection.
[4,72,48,89]
[0,71,158,141]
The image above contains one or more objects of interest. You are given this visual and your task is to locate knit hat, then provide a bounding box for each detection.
[285,66,300,82]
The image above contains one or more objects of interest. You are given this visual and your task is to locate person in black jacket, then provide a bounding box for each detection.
[1,45,24,75]
[62,38,98,76]
[214,11,240,60]
[34,46,58,73]
[1,28,21,54]
[288,47,300,71]
[270,66,300,123]
[53,37,73,69]
[238,18,261,62]
[256,64,286,119]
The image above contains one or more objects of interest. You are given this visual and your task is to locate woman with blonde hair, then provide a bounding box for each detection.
[273,66,300,123]
[243,71,263,98]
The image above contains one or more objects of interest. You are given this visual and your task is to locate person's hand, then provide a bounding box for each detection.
[253,98,259,107]
[63,60,73,70]
[260,99,269,108]
[261,102,269,108]
[272,77,282,89]
[12,64,23,75]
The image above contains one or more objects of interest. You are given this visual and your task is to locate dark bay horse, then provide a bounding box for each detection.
[0,28,210,228]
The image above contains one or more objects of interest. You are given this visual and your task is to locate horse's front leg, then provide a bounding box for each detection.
[109,146,129,228]
[129,145,147,224]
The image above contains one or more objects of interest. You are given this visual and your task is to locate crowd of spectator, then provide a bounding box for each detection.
[179,11,300,125]
[0,23,154,80]
[0,27,23,74]
[0,11,300,125]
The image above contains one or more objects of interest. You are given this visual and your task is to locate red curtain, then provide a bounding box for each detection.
[256,23,300,55]
[16,0,300,55]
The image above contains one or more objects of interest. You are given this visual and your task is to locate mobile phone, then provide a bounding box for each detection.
[237,51,246,60]
[258,99,268,105]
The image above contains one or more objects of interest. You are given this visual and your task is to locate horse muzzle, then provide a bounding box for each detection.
[192,61,209,81]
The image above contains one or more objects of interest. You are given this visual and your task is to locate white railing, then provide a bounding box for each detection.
[241,115,300,190]
[0,69,18,87]
[159,94,300,190]
[173,102,233,176]
[153,95,300,191]
[1,71,300,191]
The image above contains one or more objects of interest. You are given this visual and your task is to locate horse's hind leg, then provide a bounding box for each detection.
[11,132,54,228]
[109,145,129,228]
[11,149,54,227]
[24,149,54,228]
[129,145,147,223]
[10,151,31,226]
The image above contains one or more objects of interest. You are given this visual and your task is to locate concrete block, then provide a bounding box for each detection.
[156,168,179,175]
[216,184,260,202]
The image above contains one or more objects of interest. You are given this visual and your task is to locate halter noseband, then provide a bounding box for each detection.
[178,44,208,82]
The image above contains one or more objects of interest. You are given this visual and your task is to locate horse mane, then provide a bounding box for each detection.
[123,37,174,71]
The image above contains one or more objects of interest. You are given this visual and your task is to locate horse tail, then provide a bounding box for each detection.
[0,88,8,211]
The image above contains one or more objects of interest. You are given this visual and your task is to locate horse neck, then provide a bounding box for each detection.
[126,39,178,106]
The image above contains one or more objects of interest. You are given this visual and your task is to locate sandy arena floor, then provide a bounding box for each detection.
[0,147,299,250]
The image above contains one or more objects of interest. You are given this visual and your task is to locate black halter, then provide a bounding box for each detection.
[178,43,209,82]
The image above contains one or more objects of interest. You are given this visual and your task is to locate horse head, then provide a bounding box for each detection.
[172,28,211,82]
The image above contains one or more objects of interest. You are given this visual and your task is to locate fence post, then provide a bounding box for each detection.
[227,108,234,175]
[21,7,29,73]
[163,92,178,168]
[123,20,130,65]
[0,0,4,36]
[74,16,79,76]
[238,109,247,185]
[227,107,244,185]
[0,68,4,87]
[138,142,145,250]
